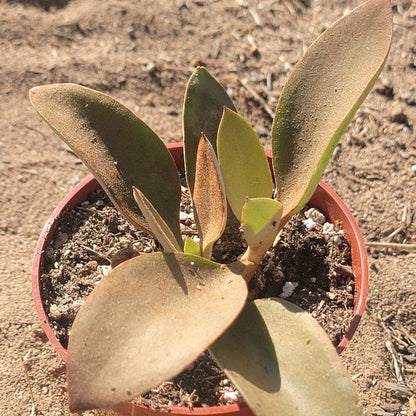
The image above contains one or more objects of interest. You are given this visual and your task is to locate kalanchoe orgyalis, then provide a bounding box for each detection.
[30,0,392,414]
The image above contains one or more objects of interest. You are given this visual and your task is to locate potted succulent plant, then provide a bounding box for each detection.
[30,0,392,415]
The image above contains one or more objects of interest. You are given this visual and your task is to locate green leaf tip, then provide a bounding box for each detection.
[242,198,283,247]
[29,83,182,242]
[218,107,273,221]
[183,236,201,256]
[272,0,392,224]
[241,198,283,265]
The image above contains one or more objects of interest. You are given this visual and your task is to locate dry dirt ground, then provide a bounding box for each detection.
[1,0,415,415]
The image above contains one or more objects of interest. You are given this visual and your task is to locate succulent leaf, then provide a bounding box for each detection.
[29,84,182,241]
[272,0,392,225]
[192,135,227,258]
[209,301,280,395]
[183,236,201,256]
[67,252,248,412]
[241,198,282,265]
[133,187,183,252]
[211,298,363,416]
[218,108,273,221]
[183,67,236,194]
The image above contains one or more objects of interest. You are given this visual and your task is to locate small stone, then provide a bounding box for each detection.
[375,77,394,97]
[67,175,80,186]
[180,211,190,221]
[326,292,336,300]
[323,222,335,234]
[305,207,326,225]
[223,391,240,402]
[411,164,416,175]
[144,62,157,74]
[302,217,316,230]
[280,281,298,299]
[333,263,354,278]
[97,265,111,276]
[53,232,68,249]
[85,260,98,271]
[49,304,62,320]
[133,241,144,251]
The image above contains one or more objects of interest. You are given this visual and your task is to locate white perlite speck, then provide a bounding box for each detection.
[280,281,298,299]
[303,217,316,230]
[305,207,327,224]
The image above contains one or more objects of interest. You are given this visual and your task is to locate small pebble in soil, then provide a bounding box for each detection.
[305,207,327,225]
[280,281,298,299]
[303,217,317,230]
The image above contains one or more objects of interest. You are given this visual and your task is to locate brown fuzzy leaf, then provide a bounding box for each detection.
[192,135,227,258]
[29,84,182,241]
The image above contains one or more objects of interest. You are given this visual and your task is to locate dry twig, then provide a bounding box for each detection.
[366,242,416,252]
[239,78,275,119]
[386,340,404,383]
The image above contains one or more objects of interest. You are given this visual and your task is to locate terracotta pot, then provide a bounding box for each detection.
[32,142,368,416]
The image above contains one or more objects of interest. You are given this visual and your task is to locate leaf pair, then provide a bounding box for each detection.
[188,104,282,261]
[184,69,281,259]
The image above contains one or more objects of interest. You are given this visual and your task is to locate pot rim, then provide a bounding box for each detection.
[32,141,368,415]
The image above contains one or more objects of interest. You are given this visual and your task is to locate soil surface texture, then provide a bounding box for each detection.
[1,0,415,415]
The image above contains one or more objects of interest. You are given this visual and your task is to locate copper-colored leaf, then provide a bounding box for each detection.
[183,67,236,194]
[192,135,227,258]
[29,84,182,241]
[272,0,392,225]
[211,298,363,416]
[67,252,248,412]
